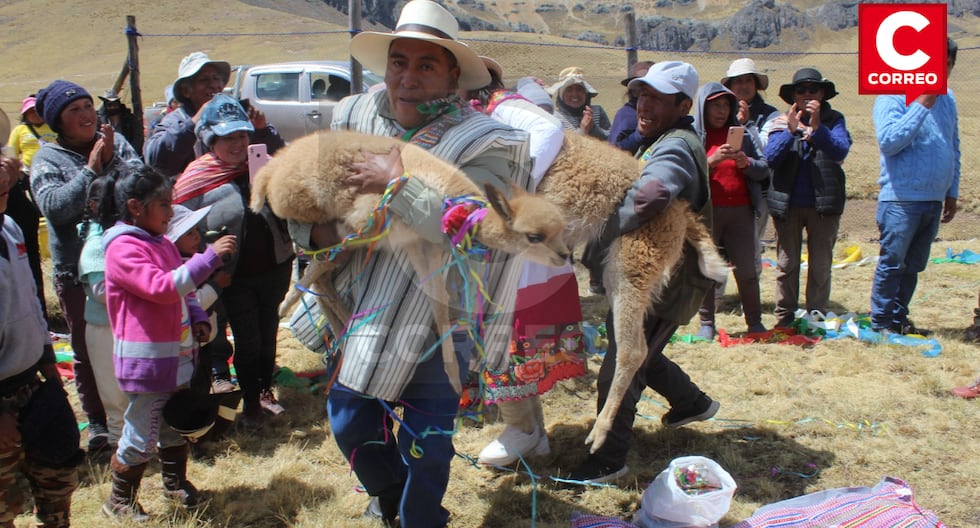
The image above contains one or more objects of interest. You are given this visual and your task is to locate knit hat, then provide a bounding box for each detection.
[195,94,254,147]
[516,77,553,112]
[35,80,93,134]
[19,96,37,117]
[778,67,837,105]
[547,67,599,97]
[173,52,231,108]
[166,204,213,242]
[628,61,699,101]
[721,58,769,91]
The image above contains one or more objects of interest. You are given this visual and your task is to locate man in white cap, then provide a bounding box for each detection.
[287,1,532,525]
[573,61,720,484]
[144,51,285,180]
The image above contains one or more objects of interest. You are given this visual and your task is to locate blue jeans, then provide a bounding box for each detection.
[870,201,942,330]
[326,332,471,528]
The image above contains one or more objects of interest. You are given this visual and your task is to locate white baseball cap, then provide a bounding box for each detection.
[628,61,699,101]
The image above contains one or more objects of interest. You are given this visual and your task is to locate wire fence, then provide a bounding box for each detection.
[5,28,975,207]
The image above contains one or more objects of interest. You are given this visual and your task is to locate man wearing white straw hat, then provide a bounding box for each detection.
[287,1,533,525]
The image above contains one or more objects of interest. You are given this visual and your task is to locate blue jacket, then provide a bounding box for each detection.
[873,92,960,202]
[765,102,851,217]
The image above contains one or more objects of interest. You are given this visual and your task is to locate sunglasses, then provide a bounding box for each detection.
[794,85,821,95]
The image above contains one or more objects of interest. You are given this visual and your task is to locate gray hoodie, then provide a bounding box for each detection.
[693,82,770,213]
[30,133,143,280]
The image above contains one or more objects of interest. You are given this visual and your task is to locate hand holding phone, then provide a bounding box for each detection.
[726,126,745,151]
[248,144,269,184]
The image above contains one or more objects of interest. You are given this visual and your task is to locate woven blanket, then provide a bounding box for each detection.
[732,476,944,528]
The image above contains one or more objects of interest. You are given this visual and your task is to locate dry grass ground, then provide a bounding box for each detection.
[19,209,980,528]
[4,1,980,526]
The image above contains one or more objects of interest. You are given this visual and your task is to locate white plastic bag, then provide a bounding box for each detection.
[634,456,737,528]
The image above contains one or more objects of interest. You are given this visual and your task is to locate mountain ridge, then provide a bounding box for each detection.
[312,0,980,51]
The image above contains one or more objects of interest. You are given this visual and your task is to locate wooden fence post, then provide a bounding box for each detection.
[126,15,144,150]
[625,12,638,79]
[349,0,362,94]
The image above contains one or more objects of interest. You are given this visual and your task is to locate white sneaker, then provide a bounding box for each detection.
[478,425,550,466]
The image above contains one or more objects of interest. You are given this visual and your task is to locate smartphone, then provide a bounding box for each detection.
[727,126,745,151]
[248,144,269,184]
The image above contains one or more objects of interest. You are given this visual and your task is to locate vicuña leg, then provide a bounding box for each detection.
[404,243,462,395]
[585,215,688,452]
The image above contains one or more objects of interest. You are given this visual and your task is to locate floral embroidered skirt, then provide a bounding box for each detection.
[479,261,588,403]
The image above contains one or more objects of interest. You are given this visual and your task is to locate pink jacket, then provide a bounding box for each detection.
[103,224,223,393]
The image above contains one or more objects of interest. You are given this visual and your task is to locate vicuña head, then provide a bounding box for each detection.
[482,185,570,267]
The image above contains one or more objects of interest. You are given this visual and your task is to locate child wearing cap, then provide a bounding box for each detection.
[166,204,235,397]
[97,166,236,518]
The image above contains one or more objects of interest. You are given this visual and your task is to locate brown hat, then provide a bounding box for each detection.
[621,60,655,86]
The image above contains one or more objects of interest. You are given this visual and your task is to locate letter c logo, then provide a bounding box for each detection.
[876,11,931,71]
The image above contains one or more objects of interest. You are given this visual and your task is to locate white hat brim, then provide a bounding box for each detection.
[350,31,490,91]
[166,205,213,242]
[547,76,599,96]
[720,71,769,91]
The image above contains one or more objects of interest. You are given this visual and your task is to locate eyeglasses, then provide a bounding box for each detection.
[794,85,821,95]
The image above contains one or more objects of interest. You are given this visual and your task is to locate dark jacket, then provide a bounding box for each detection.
[764,103,851,219]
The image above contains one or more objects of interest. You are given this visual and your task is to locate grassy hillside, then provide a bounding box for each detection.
[3,1,979,210]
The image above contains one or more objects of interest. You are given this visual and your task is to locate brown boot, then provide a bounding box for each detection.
[102,454,149,521]
[965,308,980,342]
[159,444,204,509]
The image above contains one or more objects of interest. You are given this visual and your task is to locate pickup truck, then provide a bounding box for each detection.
[225,60,383,142]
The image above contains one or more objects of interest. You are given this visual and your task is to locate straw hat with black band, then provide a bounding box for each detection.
[348,0,490,91]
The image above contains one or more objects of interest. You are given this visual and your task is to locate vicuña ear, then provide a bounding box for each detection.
[484,184,515,223]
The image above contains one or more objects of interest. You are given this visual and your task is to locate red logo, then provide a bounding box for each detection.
[859,4,947,104]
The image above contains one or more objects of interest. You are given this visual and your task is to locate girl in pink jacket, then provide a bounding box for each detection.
[99,166,235,520]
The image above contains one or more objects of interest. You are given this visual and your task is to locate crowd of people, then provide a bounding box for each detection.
[0,1,975,526]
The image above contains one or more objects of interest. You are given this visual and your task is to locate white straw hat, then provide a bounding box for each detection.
[349,0,490,90]
[720,58,769,91]
[547,66,599,97]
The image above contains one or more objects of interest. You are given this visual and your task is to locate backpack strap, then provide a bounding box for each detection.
[657,128,712,221]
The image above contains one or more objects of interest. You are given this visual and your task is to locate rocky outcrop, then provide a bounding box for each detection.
[316,0,972,51]
[635,16,717,52]
[723,0,811,49]
[814,1,858,31]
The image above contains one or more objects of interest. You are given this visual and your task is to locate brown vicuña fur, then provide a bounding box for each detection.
[536,132,729,452]
[249,130,570,394]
